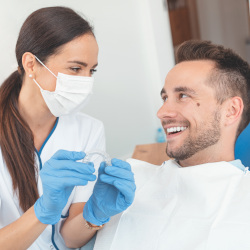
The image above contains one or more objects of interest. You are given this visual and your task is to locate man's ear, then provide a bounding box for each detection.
[22,52,36,77]
[224,96,244,126]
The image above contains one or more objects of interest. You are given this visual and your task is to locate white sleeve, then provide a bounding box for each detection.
[73,122,106,203]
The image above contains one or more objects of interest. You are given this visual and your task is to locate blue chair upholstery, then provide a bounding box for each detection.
[235,123,250,167]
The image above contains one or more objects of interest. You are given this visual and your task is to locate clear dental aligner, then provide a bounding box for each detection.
[82,150,112,166]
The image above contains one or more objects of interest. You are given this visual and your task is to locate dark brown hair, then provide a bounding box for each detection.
[0,6,94,212]
[176,40,250,138]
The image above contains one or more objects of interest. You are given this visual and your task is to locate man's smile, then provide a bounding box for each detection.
[166,126,188,134]
[165,126,188,140]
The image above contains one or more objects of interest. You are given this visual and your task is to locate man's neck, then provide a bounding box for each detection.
[178,145,235,167]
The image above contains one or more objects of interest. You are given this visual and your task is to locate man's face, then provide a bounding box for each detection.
[157,60,222,162]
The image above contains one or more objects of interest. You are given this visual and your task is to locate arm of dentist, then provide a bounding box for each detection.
[0,150,97,249]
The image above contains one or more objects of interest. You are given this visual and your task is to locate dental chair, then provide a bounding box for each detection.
[235,123,250,167]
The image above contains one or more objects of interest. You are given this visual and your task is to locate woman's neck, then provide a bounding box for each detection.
[18,82,57,151]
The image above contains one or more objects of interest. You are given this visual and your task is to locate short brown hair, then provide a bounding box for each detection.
[176,40,250,138]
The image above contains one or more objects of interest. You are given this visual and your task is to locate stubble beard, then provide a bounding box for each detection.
[166,110,221,161]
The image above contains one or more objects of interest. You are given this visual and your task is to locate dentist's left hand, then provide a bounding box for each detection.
[34,150,96,225]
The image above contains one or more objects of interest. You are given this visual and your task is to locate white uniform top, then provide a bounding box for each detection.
[94,159,250,250]
[0,112,105,250]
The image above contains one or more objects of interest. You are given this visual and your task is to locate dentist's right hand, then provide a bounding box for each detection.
[34,150,96,225]
[83,159,136,226]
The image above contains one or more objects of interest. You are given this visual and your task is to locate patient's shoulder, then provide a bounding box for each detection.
[126,158,171,187]
[126,158,164,172]
[126,158,171,168]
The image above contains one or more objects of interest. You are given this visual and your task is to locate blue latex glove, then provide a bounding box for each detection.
[83,158,136,226]
[34,150,96,225]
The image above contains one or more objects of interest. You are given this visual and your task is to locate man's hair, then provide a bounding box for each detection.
[176,40,250,138]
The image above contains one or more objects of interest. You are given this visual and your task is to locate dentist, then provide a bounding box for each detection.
[0,6,135,250]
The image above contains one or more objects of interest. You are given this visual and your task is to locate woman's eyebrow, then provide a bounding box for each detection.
[67,60,98,68]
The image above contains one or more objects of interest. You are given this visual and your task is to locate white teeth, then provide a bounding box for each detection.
[167,126,187,133]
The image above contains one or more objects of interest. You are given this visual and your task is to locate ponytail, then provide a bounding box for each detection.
[0,71,39,212]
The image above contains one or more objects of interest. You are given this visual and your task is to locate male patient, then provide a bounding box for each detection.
[94,40,250,250]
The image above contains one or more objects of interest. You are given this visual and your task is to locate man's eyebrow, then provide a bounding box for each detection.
[174,86,197,95]
[67,60,98,68]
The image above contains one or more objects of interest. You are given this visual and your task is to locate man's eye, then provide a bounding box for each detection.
[180,93,188,99]
[90,69,97,75]
[162,96,168,102]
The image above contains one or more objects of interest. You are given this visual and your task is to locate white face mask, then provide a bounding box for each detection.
[32,56,94,117]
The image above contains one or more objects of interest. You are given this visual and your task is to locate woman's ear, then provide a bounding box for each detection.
[224,96,244,126]
[22,52,36,77]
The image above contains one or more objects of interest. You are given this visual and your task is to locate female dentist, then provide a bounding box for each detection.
[0,6,135,250]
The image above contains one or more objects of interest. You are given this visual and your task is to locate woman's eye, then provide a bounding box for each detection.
[70,67,81,73]
[90,69,97,75]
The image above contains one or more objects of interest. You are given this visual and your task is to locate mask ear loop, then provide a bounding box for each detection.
[82,150,112,166]
[32,56,58,91]
[34,56,58,78]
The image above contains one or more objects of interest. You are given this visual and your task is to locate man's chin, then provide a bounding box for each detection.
[166,144,183,159]
[166,149,178,159]
[166,147,195,161]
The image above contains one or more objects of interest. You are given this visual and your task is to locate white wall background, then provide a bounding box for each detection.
[0,0,175,159]
[2,0,247,159]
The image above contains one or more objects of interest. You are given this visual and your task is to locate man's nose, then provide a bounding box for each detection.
[157,101,178,120]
